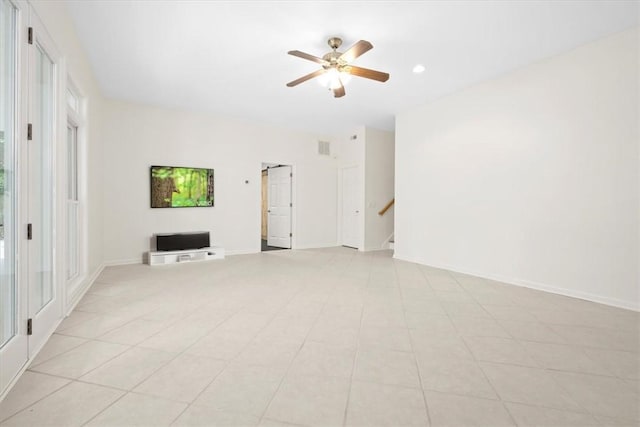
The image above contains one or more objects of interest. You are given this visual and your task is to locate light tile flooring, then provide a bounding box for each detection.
[1,247,639,426]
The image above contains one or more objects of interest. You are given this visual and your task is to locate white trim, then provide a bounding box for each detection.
[224,249,257,256]
[103,258,143,267]
[293,243,345,251]
[393,252,640,312]
[63,75,87,313]
[65,263,104,316]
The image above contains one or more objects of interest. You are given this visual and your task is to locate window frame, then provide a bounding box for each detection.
[64,78,86,299]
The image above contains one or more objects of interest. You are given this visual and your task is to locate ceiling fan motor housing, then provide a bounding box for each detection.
[328,37,343,50]
[322,52,346,69]
[323,37,348,69]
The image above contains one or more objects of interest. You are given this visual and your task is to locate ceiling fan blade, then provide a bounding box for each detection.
[288,50,328,65]
[333,80,345,98]
[339,40,373,63]
[286,69,326,87]
[345,65,390,82]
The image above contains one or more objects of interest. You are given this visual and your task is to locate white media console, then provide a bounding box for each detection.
[148,246,225,266]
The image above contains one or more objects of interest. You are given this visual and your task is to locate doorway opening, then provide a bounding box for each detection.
[261,163,292,252]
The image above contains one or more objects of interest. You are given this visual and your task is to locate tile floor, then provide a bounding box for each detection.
[1,247,638,426]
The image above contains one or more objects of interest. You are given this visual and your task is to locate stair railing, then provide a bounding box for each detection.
[378,198,395,216]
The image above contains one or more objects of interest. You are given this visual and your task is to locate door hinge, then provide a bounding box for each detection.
[289,202,292,207]
[27,123,32,140]
[27,223,32,240]
[289,232,292,237]
[290,172,292,177]
[28,27,33,44]
[27,318,33,335]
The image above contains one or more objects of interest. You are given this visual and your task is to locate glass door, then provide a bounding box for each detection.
[0,2,63,397]
[30,41,54,314]
[27,11,61,357]
[0,0,27,395]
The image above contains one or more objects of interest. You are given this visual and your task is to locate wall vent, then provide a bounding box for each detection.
[318,140,331,156]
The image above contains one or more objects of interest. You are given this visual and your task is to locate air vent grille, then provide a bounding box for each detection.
[318,140,331,156]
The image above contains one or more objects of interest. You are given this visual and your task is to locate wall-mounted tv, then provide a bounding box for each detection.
[150,166,214,208]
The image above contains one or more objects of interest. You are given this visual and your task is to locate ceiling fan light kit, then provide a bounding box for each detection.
[287,37,390,98]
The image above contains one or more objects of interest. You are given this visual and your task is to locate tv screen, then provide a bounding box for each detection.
[150,166,214,208]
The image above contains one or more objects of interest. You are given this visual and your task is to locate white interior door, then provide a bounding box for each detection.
[341,166,360,249]
[267,166,291,248]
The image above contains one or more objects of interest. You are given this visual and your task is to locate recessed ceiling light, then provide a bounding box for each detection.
[412,64,425,74]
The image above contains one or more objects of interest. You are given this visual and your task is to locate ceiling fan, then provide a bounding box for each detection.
[286,37,390,98]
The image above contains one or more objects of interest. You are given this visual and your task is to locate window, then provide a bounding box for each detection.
[66,83,82,285]
[66,122,78,280]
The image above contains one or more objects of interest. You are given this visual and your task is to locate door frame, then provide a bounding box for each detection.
[24,5,64,359]
[259,162,295,250]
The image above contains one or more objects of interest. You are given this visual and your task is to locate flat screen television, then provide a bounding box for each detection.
[150,166,214,208]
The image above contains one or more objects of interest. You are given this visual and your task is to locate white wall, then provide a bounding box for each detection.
[102,100,339,263]
[364,128,394,251]
[336,126,394,252]
[30,1,105,307]
[396,28,639,310]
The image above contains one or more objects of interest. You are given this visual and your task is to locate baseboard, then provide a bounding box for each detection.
[103,258,143,266]
[293,243,341,251]
[65,263,106,316]
[393,252,639,312]
[363,246,394,253]
[226,248,258,256]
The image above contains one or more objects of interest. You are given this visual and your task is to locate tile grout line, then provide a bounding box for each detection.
[165,299,289,424]
[340,252,370,427]
[254,250,345,426]
[4,249,638,426]
[79,261,257,426]
[25,263,249,426]
[0,374,70,423]
[404,260,436,426]
[448,271,519,426]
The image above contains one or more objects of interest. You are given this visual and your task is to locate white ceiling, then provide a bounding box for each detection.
[65,1,638,135]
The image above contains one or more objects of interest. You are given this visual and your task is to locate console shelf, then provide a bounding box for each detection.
[148,246,225,266]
